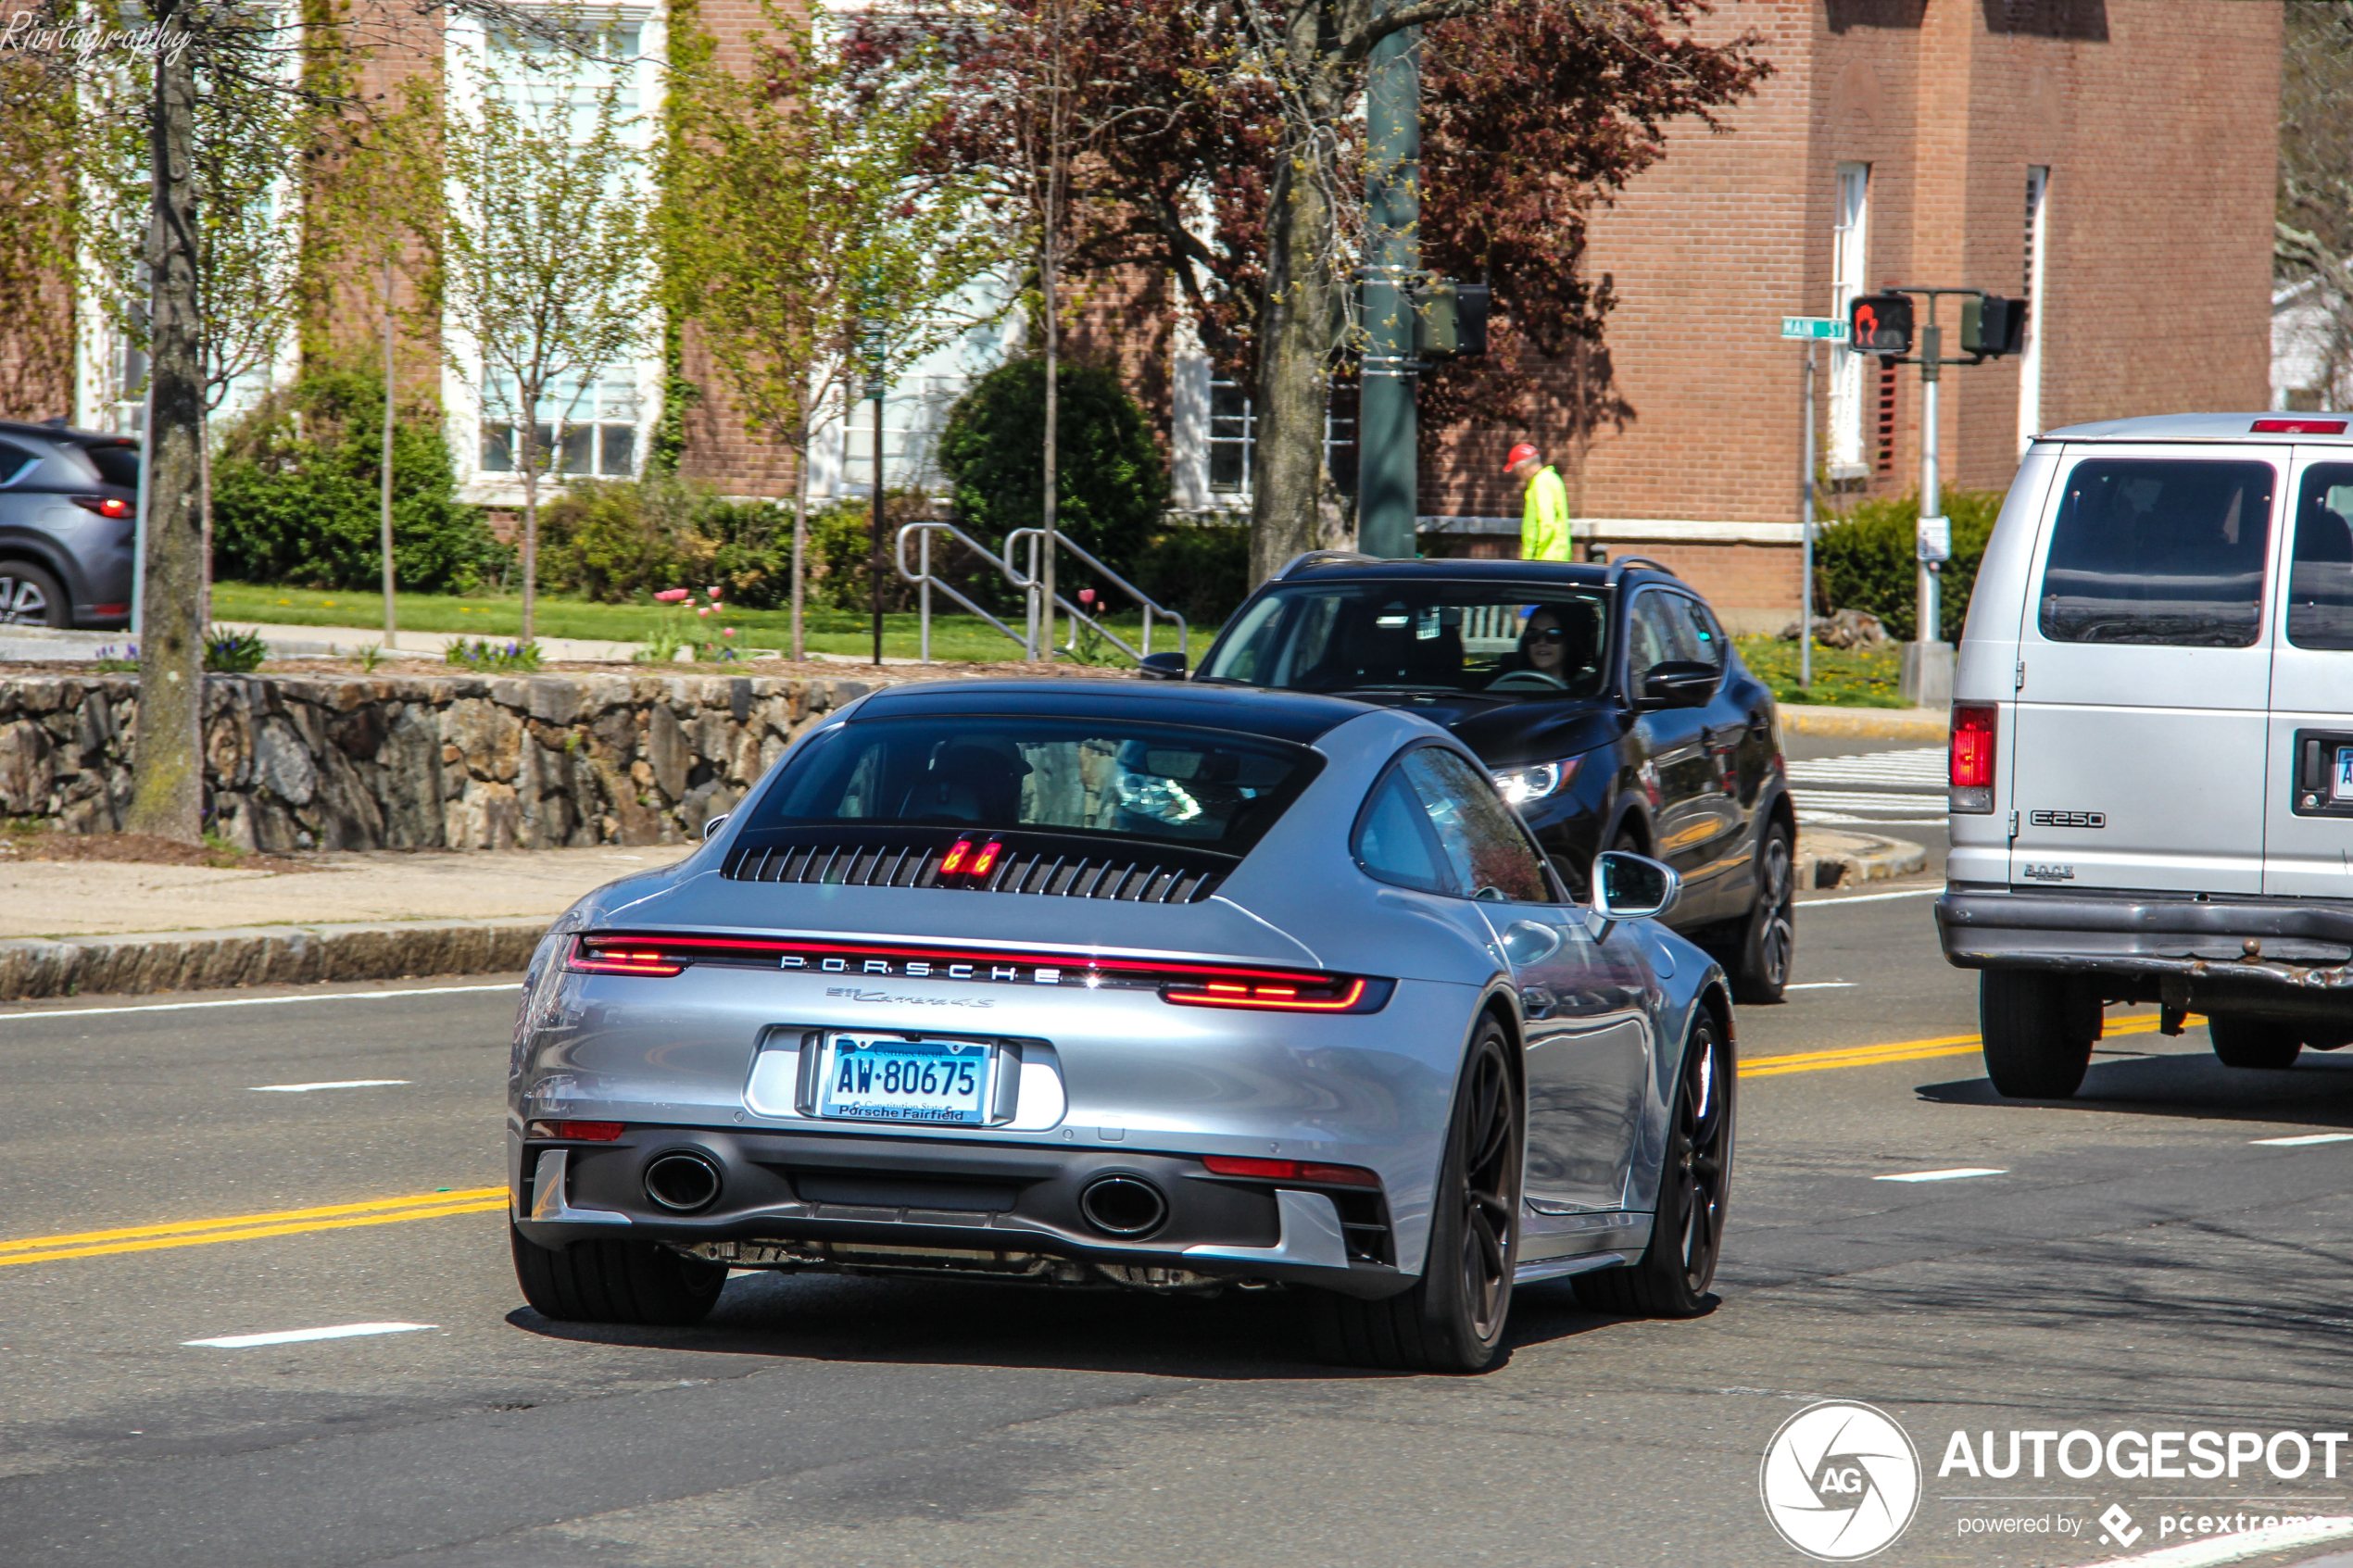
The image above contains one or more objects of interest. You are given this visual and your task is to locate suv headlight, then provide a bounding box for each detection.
[1491,757,1581,807]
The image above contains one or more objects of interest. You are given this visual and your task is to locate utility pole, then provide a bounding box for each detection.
[381,252,398,653]
[1801,341,1816,692]
[870,372,886,669]
[1357,20,1419,560]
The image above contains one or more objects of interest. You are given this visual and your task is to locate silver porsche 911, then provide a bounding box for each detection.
[507,680,1734,1373]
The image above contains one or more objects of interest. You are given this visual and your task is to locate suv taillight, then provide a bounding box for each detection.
[72,495,132,520]
[1950,705,1996,813]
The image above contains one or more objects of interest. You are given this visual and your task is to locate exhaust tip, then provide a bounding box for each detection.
[1078,1175,1167,1238]
[644,1150,723,1212]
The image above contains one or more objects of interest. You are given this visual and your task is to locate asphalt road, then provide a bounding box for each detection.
[5,752,2351,1567]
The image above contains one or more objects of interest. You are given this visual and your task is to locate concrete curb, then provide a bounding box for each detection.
[1796,829,1927,889]
[1779,703,1947,741]
[0,916,547,1003]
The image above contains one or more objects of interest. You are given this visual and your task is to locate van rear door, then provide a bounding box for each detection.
[2263,452,2353,898]
[2008,446,2284,894]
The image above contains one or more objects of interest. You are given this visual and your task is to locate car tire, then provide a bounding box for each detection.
[2208,1015,2303,1071]
[1730,820,1795,1005]
[1573,1010,1732,1318]
[0,561,69,627]
[1310,1018,1521,1374]
[1979,970,2099,1099]
[510,1222,727,1326]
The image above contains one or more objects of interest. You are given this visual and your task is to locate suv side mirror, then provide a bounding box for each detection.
[1592,849,1680,921]
[1636,660,1718,709]
[1138,651,1189,682]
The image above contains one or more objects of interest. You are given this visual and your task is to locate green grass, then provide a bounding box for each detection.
[1736,634,1908,709]
[211,582,1206,665]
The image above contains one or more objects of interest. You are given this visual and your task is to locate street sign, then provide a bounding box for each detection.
[1780,317,1848,341]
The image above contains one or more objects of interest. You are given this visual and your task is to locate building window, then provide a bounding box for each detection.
[478,370,639,478]
[1203,377,1358,500]
[1829,162,1870,479]
[2017,166,2050,453]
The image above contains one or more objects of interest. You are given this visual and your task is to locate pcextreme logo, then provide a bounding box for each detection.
[1760,1401,1923,1561]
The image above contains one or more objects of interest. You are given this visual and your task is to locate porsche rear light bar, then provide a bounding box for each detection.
[561,933,1390,1012]
[1202,1155,1380,1187]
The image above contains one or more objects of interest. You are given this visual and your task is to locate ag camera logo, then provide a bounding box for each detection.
[1760,1401,1922,1560]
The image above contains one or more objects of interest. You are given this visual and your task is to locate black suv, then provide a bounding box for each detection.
[0,419,140,629]
[1159,553,1795,1001]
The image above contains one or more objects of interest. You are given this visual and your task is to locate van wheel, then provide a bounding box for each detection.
[1980,971,2099,1098]
[1731,822,1794,1004]
[510,1223,727,1325]
[2208,1015,2303,1071]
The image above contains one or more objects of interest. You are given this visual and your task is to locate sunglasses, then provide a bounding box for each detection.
[1527,627,1569,645]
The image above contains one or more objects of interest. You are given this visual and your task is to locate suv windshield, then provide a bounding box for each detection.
[1202,583,1612,698]
[749,716,1319,853]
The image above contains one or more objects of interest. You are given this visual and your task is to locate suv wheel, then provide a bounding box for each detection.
[1980,970,2100,1098]
[2208,1015,2302,1071]
[1731,821,1794,1004]
[0,562,68,627]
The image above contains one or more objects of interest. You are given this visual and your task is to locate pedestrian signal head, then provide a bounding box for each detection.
[1848,294,1913,356]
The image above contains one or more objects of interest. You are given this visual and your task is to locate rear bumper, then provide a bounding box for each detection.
[509,1124,1413,1299]
[1936,884,2353,1014]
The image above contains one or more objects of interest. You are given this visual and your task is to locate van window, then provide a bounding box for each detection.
[2038,459,2275,647]
[2288,464,2353,651]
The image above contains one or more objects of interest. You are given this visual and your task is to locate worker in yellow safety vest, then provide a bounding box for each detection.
[1506,442,1572,562]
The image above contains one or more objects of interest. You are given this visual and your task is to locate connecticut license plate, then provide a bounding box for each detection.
[2336,746,2353,802]
[815,1035,994,1125]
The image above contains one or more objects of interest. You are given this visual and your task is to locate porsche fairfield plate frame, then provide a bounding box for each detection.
[812,1033,998,1125]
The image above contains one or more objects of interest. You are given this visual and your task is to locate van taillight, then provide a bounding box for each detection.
[1950,705,1996,813]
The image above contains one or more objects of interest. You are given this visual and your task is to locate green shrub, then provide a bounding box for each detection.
[537,477,716,602]
[1129,521,1251,626]
[210,368,510,593]
[937,358,1170,575]
[444,637,544,671]
[1812,489,2002,643]
[203,626,269,672]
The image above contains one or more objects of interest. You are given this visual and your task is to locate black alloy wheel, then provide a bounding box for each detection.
[0,562,68,627]
[1312,1018,1522,1374]
[1575,1011,1732,1317]
[1733,821,1796,1004]
[510,1223,728,1326]
[2208,1015,2304,1071]
[1979,970,2101,1098]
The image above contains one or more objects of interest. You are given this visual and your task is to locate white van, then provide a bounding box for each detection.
[1936,413,2353,1098]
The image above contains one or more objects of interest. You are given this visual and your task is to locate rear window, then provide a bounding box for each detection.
[1201,583,1612,698]
[0,440,38,485]
[80,441,139,489]
[747,716,1320,853]
[2038,458,2275,647]
[2289,464,2353,651]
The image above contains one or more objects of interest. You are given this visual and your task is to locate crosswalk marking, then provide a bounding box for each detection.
[1790,745,1947,824]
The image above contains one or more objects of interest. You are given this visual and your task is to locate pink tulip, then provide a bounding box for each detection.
[654,588,689,602]
[723,627,736,637]
[1079,589,1096,607]
[698,607,710,618]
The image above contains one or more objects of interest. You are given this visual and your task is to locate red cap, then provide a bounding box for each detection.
[1504,443,1539,472]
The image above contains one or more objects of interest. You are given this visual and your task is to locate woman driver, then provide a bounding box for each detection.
[1506,606,1569,685]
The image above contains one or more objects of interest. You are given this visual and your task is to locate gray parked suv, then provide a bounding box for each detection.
[1937,413,2353,1097]
[0,419,140,628]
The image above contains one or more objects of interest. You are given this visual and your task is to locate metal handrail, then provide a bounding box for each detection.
[1001,527,1189,666]
[893,521,1031,663]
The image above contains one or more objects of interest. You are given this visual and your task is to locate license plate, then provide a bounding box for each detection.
[815,1034,994,1125]
[2336,747,2353,803]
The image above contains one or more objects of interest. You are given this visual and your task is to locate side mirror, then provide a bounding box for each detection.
[1636,660,1718,709]
[1138,651,1189,682]
[699,811,731,841]
[1592,849,1680,921]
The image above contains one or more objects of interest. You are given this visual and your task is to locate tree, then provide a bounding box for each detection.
[437,21,656,645]
[937,358,1169,571]
[660,0,1005,659]
[2279,0,2353,409]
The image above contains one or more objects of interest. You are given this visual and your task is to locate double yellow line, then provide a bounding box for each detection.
[0,1186,508,1269]
[1740,1010,2182,1079]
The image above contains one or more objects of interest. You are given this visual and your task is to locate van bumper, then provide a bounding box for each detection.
[1937,884,2353,1017]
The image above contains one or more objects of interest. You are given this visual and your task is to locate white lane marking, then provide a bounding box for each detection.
[1784,982,1856,990]
[249,1079,410,1093]
[183,1322,436,1348]
[2076,1513,2353,1568]
[0,983,521,1023]
[1875,1167,2007,1183]
[2252,1132,2353,1147]
[1799,886,1944,907]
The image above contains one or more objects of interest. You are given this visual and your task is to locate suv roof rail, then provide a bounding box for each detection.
[1276,549,1381,579]
[1605,556,1678,581]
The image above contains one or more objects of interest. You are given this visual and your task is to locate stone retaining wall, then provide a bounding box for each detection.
[0,671,887,851]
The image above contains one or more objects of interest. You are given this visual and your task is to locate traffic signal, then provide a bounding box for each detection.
[1415,281,1491,359]
[1961,295,2027,358]
[1848,294,1913,356]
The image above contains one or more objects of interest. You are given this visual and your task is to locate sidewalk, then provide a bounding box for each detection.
[0,845,691,1001]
